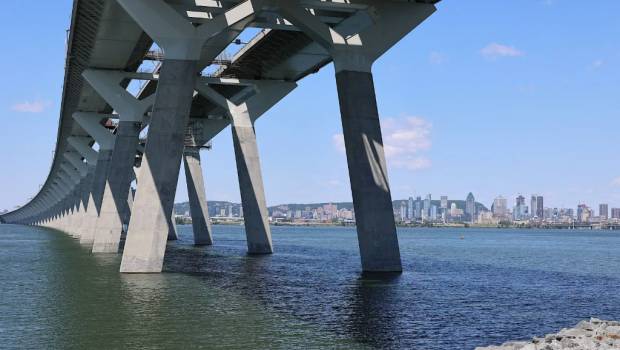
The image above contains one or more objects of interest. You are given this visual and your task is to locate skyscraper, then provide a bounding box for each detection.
[415,197,422,220]
[536,196,544,218]
[400,202,407,221]
[599,204,609,220]
[577,204,591,223]
[492,196,508,217]
[612,208,620,220]
[531,195,543,219]
[530,194,538,217]
[465,192,476,222]
[423,194,432,219]
[440,196,448,209]
[513,195,528,221]
[407,197,414,220]
[516,195,525,206]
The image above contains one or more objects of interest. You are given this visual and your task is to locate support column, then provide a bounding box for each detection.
[335,70,401,272]
[183,147,213,245]
[270,0,441,272]
[80,148,114,244]
[121,59,198,272]
[194,79,296,254]
[92,121,142,253]
[231,111,272,254]
[117,0,260,273]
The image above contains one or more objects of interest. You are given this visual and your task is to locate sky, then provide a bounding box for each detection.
[1,1,620,212]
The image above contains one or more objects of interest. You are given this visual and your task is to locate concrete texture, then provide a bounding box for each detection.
[92,121,141,253]
[120,59,198,273]
[335,70,402,272]
[80,149,114,244]
[183,147,213,245]
[231,110,273,254]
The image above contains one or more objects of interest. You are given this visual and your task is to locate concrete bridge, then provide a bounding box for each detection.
[0,0,440,273]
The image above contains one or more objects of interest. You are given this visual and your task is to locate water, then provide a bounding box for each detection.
[1,224,619,349]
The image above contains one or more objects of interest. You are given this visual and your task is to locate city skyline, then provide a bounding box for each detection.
[2,1,620,211]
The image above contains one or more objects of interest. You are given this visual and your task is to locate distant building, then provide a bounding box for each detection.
[478,211,499,225]
[577,204,592,223]
[599,204,609,220]
[536,196,544,218]
[530,195,543,219]
[530,195,538,218]
[512,195,530,221]
[516,195,525,206]
[423,194,432,220]
[465,192,476,222]
[492,196,508,218]
[430,205,438,221]
[513,195,529,221]
[399,202,407,221]
[440,196,448,209]
[407,197,414,220]
[414,197,422,220]
[612,208,620,220]
[450,203,464,218]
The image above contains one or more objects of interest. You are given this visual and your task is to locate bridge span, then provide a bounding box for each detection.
[1,0,441,273]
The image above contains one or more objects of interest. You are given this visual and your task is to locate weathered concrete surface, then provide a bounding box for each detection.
[92,121,141,253]
[335,70,402,272]
[183,148,213,245]
[231,110,273,254]
[120,59,198,273]
[477,318,620,350]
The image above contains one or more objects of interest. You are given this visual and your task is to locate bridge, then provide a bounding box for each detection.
[0,0,440,273]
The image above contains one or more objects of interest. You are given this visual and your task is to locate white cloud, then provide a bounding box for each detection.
[429,51,447,65]
[11,100,51,113]
[611,177,620,187]
[480,43,524,59]
[332,116,433,171]
[590,59,604,70]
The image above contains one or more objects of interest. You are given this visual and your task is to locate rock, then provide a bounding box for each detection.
[476,319,620,350]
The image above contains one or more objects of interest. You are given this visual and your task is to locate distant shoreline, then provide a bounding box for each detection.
[204,221,620,231]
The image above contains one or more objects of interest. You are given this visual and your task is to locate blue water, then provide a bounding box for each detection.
[1,224,619,349]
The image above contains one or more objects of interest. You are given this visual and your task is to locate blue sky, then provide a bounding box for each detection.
[1,1,620,212]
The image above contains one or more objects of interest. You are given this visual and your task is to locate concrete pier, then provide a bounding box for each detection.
[120,59,198,273]
[80,149,114,244]
[231,109,273,254]
[92,121,141,253]
[183,147,213,245]
[335,70,402,272]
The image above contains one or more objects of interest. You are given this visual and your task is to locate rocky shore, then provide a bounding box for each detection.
[477,318,620,350]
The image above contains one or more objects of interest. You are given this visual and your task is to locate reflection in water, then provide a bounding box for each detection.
[2,224,620,349]
[346,274,403,348]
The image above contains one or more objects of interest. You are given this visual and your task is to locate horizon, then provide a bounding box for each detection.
[2,1,620,211]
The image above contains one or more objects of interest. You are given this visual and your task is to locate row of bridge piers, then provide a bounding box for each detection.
[1,0,440,273]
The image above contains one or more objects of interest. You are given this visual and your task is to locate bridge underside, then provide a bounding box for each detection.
[1,0,440,273]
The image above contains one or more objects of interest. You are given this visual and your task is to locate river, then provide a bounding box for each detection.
[1,224,619,349]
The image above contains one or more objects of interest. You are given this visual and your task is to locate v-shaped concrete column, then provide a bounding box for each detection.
[118,0,261,273]
[275,1,437,272]
[64,150,95,239]
[67,136,99,241]
[183,146,213,245]
[81,69,155,253]
[195,78,296,254]
[72,114,116,244]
